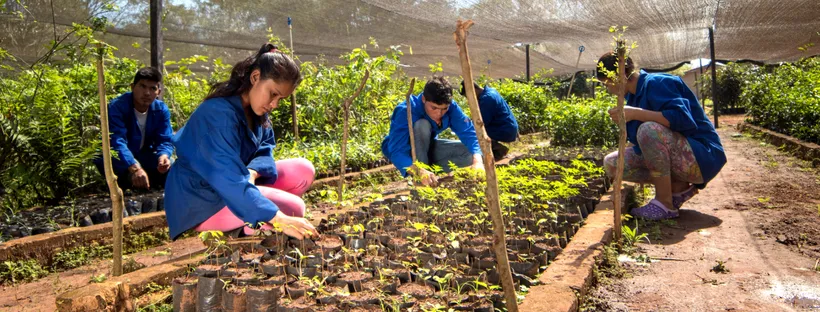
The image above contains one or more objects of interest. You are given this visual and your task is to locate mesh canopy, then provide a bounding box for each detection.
[2,0,818,77]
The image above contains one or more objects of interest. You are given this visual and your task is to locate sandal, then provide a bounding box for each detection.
[631,199,679,220]
[672,185,698,209]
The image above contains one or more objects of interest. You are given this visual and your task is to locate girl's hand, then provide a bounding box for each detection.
[271,211,317,240]
[608,106,640,123]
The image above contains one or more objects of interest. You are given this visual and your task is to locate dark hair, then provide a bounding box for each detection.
[423,76,453,105]
[595,51,635,81]
[205,43,302,127]
[459,80,480,97]
[133,67,162,85]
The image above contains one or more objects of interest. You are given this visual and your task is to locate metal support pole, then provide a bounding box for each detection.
[709,26,719,128]
[525,44,530,82]
[698,57,704,109]
[150,0,162,70]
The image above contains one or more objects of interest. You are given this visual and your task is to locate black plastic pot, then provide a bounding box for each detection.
[285,266,317,279]
[348,238,368,250]
[90,208,111,224]
[194,264,225,278]
[196,276,224,311]
[31,226,55,235]
[246,285,280,312]
[125,199,142,216]
[284,281,314,299]
[172,277,197,312]
[222,286,248,312]
[261,261,287,276]
[157,195,165,211]
[140,197,157,213]
[78,215,93,227]
[510,261,539,277]
[337,271,371,292]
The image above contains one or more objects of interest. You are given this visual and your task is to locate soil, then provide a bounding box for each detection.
[397,282,435,299]
[587,115,820,311]
[339,271,371,280]
[316,235,344,249]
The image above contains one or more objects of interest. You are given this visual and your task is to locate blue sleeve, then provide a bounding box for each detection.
[648,77,697,133]
[247,128,279,185]
[155,103,175,158]
[189,123,279,226]
[449,104,482,155]
[384,104,414,177]
[108,100,137,167]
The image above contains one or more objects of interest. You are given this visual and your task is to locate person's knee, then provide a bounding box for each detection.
[603,152,618,177]
[293,158,316,184]
[636,122,667,144]
[413,118,432,135]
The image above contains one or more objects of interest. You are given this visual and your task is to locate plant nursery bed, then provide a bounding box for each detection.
[162,147,613,312]
[739,122,820,167]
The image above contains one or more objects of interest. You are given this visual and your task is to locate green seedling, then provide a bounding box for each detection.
[90,273,107,283]
[710,260,729,274]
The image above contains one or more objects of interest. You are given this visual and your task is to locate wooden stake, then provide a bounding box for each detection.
[289,17,299,141]
[612,40,627,243]
[405,78,417,162]
[454,19,519,312]
[96,43,125,276]
[338,70,370,205]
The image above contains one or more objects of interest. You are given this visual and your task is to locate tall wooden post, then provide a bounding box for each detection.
[288,17,299,140]
[150,0,162,70]
[97,44,125,276]
[406,78,417,162]
[612,40,627,243]
[709,26,719,128]
[338,70,370,205]
[525,44,531,82]
[455,19,519,312]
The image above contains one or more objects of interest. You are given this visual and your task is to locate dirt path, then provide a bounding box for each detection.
[590,115,820,311]
[0,236,203,312]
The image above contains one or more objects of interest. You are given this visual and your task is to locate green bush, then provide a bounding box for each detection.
[742,57,820,144]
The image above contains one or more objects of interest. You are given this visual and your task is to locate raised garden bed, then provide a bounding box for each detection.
[739,122,820,167]
[168,148,611,311]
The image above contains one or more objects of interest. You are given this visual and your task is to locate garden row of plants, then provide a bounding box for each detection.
[699,56,819,144]
[171,147,611,311]
[0,19,617,214]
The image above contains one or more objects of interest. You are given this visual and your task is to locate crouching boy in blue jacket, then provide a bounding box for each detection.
[381,76,483,186]
[93,67,174,190]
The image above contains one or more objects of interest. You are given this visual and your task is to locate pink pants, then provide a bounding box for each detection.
[194,158,315,235]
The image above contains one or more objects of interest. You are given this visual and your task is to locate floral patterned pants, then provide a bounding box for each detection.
[604,122,704,184]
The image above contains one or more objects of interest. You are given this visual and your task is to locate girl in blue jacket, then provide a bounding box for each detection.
[164,43,317,240]
[597,52,726,220]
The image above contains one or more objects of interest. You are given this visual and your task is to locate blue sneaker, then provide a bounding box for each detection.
[631,199,679,220]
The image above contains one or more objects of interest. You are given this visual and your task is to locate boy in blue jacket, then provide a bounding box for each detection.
[381,76,483,186]
[93,67,174,190]
[460,81,519,161]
